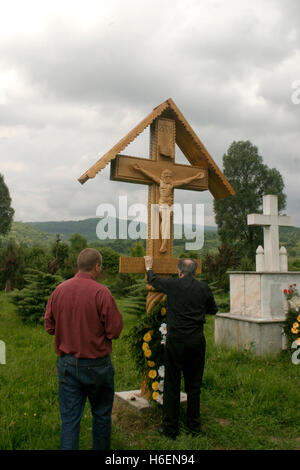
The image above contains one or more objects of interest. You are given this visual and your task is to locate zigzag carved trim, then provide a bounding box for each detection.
[78,98,235,197]
[78,100,169,184]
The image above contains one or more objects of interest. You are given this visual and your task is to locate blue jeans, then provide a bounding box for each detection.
[57,354,115,450]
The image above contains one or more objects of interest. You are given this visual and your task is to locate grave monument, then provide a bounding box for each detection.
[215,194,300,356]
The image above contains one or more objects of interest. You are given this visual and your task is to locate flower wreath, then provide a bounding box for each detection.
[283,283,300,349]
[127,300,167,405]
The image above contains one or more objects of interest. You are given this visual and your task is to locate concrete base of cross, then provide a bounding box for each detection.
[215,314,287,356]
[114,390,187,412]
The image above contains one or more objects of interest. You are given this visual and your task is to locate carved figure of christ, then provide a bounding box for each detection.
[133,163,205,253]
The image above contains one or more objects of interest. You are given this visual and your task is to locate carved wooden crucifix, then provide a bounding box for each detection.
[110,117,207,312]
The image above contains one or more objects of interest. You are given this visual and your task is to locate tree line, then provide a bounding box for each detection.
[1,140,299,324]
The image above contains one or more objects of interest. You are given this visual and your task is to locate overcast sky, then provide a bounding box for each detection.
[0,0,299,230]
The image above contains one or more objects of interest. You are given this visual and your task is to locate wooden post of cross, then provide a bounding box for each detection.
[110,117,205,312]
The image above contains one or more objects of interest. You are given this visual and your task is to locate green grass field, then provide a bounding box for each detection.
[0,292,299,450]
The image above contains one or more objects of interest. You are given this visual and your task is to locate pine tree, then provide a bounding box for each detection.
[11,269,63,324]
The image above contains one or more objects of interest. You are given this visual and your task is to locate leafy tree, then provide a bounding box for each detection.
[202,243,241,291]
[0,240,26,291]
[179,251,199,259]
[96,246,120,275]
[0,173,15,236]
[289,258,300,271]
[69,233,88,253]
[54,233,88,280]
[214,141,286,259]
[48,235,70,274]
[94,244,144,297]
[24,246,50,273]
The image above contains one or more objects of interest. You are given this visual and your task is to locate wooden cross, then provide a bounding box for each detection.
[78,99,235,400]
[110,117,207,312]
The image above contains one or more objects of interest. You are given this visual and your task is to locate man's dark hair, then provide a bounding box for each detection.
[77,248,102,272]
[177,258,198,276]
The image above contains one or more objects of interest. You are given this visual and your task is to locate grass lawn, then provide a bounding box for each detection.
[0,292,299,450]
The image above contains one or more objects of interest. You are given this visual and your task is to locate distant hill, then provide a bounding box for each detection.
[28,218,218,242]
[29,218,111,241]
[3,222,56,246]
[6,219,300,258]
[4,218,218,254]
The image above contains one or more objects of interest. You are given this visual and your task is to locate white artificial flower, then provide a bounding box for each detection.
[158,380,164,392]
[158,365,165,378]
[288,296,300,311]
[159,323,167,335]
[156,393,163,405]
[161,335,166,345]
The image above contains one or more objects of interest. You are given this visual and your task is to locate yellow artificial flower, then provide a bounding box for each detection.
[148,369,157,379]
[161,307,167,316]
[293,322,299,329]
[142,342,149,351]
[297,315,300,322]
[143,332,152,342]
[147,361,155,368]
[152,391,159,401]
[152,381,159,391]
[144,349,152,358]
[291,327,299,334]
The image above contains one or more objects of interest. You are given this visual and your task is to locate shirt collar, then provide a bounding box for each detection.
[75,271,96,280]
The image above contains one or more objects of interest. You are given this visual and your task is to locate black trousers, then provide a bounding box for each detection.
[163,331,206,436]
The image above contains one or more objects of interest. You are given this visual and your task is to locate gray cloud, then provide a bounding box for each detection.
[0,0,299,228]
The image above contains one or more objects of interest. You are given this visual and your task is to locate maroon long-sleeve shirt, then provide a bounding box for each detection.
[44,272,123,359]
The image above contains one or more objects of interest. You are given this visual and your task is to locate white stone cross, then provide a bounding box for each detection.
[247,195,293,271]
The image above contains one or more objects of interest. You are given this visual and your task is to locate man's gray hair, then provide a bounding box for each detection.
[177,258,198,276]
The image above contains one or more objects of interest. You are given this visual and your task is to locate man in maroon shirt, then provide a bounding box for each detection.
[44,248,123,450]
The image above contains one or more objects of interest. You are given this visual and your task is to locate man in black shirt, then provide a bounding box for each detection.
[144,256,218,439]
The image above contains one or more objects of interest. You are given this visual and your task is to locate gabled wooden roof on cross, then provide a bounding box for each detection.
[78,98,235,200]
